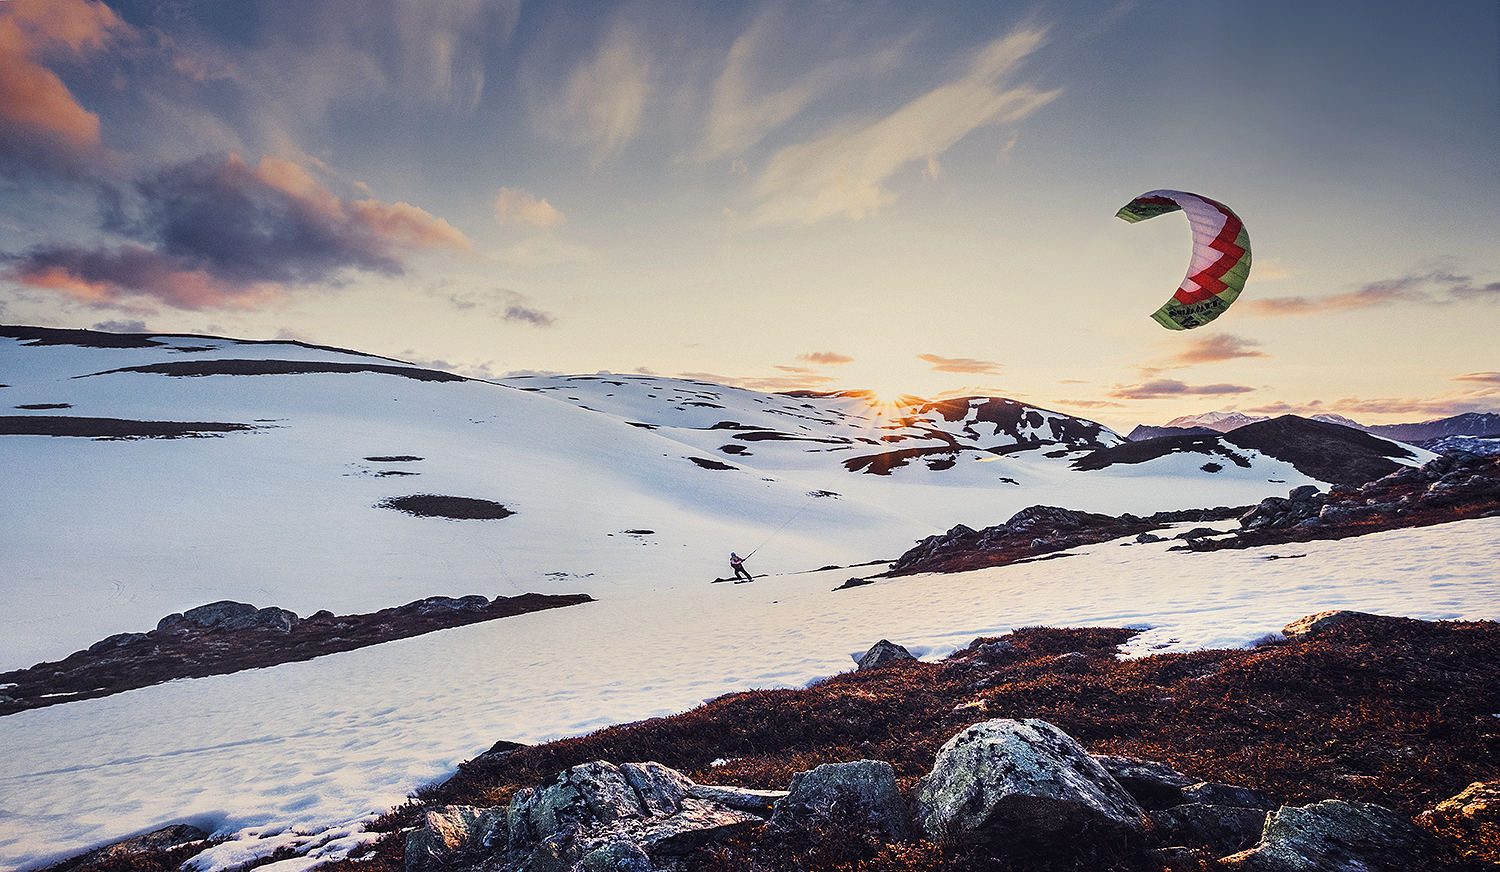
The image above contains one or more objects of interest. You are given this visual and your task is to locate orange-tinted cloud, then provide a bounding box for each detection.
[1246,271,1497,317]
[918,353,1004,374]
[1107,379,1255,400]
[1454,372,1500,384]
[5,153,474,311]
[0,0,130,178]
[798,351,854,365]
[1164,333,1268,365]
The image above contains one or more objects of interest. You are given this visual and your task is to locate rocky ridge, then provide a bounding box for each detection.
[0,593,593,716]
[879,451,1500,577]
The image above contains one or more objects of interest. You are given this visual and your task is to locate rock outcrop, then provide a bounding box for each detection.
[1221,799,1439,870]
[912,719,1146,855]
[0,593,593,716]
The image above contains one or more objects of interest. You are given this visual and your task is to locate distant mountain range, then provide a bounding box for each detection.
[1129,410,1500,447]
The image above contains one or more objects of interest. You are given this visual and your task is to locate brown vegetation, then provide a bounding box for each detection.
[298,614,1500,871]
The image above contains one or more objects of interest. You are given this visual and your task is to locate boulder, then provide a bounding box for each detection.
[856,639,915,671]
[405,805,508,872]
[768,760,910,841]
[1092,755,1198,810]
[913,719,1145,852]
[1150,804,1269,855]
[684,784,788,815]
[500,761,761,870]
[174,601,300,632]
[1222,799,1438,870]
[1181,782,1278,810]
[1416,780,1500,862]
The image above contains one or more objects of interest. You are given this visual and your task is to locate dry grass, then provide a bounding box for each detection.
[307,616,1500,871]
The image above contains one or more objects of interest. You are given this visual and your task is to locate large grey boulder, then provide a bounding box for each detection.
[500,761,761,871]
[913,719,1145,850]
[768,759,910,840]
[1222,799,1438,870]
[405,805,508,871]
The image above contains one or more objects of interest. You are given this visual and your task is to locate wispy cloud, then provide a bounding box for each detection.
[700,5,906,162]
[1454,372,1500,384]
[0,0,130,180]
[678,370,837,392]
[439,286,556,327]
[798,350,854,365]
[534,21,652,165]
[4,153,472,311]
[918,352,1005,375]
[1247,270,1499,317]
[1107,379,1256,400]
[494,187,565,229]
[1162,333,1268,365]
[748,24,1059,225]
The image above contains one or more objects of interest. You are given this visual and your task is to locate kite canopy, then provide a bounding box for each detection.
[1116,190,1251,330]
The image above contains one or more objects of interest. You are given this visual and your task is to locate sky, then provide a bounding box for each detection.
[1,0,1497,432]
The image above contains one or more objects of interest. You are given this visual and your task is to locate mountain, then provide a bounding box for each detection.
[1152,406,1500,447]
[1125,423,1218,441]
[1365,412,1500,443]
[1074,415,1432,486]
[1162,410,1269,432]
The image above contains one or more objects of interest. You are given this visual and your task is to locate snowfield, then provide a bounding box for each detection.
[0,329,1494,871]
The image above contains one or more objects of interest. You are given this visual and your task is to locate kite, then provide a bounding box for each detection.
[1116,190,1252,330]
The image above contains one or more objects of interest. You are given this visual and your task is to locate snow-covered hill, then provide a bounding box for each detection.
[2,326,1341,671]
[1,326,1492,872]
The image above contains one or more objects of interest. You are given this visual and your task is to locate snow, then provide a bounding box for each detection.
[1,333,1496,871]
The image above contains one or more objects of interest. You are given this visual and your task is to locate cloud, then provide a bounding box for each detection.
[677,370,837,392]
[1454,372,1500,384]
[493,187,565,229]
[440,286,556,327]
[90,319,149,333]
[918,352,1004,375]
[798,350,854,365]
[4,153,472,310]
[748,24,1059,225]
[700,6,906,162]
[1107,379,1256,400]
[535,22,652,164]
[1247,389,1500,420]
[0,0,131,179]
[1163,333,1268,365]
[1246,270,1497,317]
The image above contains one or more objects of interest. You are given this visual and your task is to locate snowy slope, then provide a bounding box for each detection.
[1,327,1488,872]
[3,329,1335,670]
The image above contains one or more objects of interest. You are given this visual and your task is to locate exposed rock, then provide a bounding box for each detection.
[499,761,761,871]
[2,593,593,716]
[855,639,914,671]
[405,805,507,872]
[46,824,208,872]
[1221,799,1438,870]
[1417,780,1500,862]
[1282,610,1380,639]
[1092,755,1198,810]
[912,718,1145,852]
[684,784,788,815]
[768,759,910,841]
[86,632,149,654]
[1150,803,1268,855]
[1181,782,1278,810]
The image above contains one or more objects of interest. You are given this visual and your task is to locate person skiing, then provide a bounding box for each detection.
[730,552,753,582]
